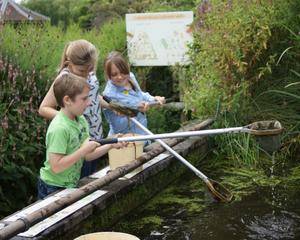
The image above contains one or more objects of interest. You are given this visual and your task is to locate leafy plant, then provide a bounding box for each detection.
[181,0,293,117]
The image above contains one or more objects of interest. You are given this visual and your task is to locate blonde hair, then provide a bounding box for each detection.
[104,51,130,80]
[53,72,90,107]
[59,39,98,73]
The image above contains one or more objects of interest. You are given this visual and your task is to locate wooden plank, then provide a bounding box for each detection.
[4,189,77,223]
[89,153,170,180]
[17,190,107,238]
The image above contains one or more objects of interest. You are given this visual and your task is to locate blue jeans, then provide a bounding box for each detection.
[80,160,98,178]
[37,178,64,199]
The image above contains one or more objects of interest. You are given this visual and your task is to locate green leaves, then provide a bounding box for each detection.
[261,90,300,100]
[183,0,292,118]
[0,161,36,216]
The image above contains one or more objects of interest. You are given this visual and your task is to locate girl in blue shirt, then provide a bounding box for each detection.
[103,51,165,136]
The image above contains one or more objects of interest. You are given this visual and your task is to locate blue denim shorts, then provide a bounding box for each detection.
[37,178,64,199]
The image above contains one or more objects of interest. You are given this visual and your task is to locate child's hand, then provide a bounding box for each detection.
[111,141,128,149]
[138,101,150,112]
[154,96,166,105]
[110,134,128,149]
[112,109,125,116]
[99,95,110,109]
[81,139,100,156]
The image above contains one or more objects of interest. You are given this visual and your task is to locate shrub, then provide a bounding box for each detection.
[177,0,300,168]
[183,0,293,118]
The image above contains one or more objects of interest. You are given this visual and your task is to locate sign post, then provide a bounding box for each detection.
[126,11,193,66]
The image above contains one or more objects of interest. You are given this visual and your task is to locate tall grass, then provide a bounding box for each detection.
[0,20,126,84]
[211,112,260,169]
[252,26,300,157]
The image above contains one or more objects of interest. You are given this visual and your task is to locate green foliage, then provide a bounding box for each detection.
[23,0,91,29]
[251,24,300,159]
[133,66,177,98]
[0,21,126,83]
[147,108,181,134]
[0,162,36,215]
[23,0,195,29]
[210,112,260,169]
[182,0,293,117]
[89,0,147,28]
[145,0,196,12]
[0,59,45,216]
[174,0,300,171]
[288,166,300,182]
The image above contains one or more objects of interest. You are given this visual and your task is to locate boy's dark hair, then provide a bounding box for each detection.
[53,72,89,107]
[104,51,130,80]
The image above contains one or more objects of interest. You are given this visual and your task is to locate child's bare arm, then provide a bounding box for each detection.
[85,144,112,161]
[49,141,100,173]
[39,82,59,120]
[99,95,110,109]
[85,142,128,161]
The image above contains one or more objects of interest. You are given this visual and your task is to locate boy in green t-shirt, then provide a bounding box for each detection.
[38,72,123,199]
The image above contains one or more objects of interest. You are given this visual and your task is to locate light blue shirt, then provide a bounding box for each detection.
[103,72,155,136]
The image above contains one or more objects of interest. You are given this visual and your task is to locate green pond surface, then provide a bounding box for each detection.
[110,158,300,240]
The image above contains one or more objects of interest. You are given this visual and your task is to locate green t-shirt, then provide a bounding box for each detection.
[40,111,89,188]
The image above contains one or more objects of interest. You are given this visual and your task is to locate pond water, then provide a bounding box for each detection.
[111,158,300,240]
